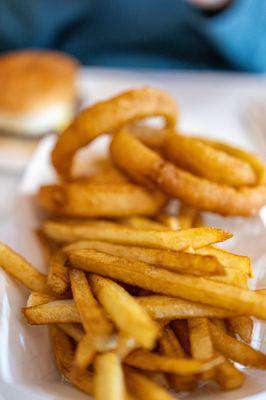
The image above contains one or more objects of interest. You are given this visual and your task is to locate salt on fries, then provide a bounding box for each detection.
[2,86,266,399]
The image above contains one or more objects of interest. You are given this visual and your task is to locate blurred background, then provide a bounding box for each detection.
[1,0,265,71]
[0,0,266,236]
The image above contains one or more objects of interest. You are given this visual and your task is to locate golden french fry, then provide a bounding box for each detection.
[94,352,125,400]
[68,249,266,320]
[209,322,266,369]
[25,295,239,324]
[256,289,266,296]
[215,360,245,390]
[212,318,227,332]
[125,367,176,400]
[209,268,248,288]
[64,240,225,277]
[226,316,253,343]
[124,349,224,375]
[178,203,199,229]
[188,318,214,359]
[50,325,93,395]
[156,214,180,230]
[90,274,159,349]
[0,242,51,294]
[43,219,231,250]
[171,320,191,355]
[193,213,203,227]
[188,317,215,380]
[116,333,138,359]
[69,269,113,337]
[69,269,113,370]
[74,333,97,371]
[196,246,252,277]
[26,292,57,307]
[39,183,166,218]
[138,295,239,320]
[57,323,84,342]
[22,300,80,324]
[47,250,69,294]
[119,216,167,230]
[159,325,196,391]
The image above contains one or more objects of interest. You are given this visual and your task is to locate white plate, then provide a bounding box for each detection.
[1,68,266,399]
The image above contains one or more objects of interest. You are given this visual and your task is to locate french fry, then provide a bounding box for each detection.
[125,367,176,400]
[226,316,253,343]
[215,360,245,390]
[116,333,138,359]
[188,317,215,380]
[68,249,266,320]
[178,203,198,229]
[156,214,180,230]
[138,295,239,320]
[119,216,167,230]
[43,219,231,250]
[159,325,196,391]
[74,333,97,371]
[212,318,227,332]
[0,242,51,294]
[94,352,125,400]
[209,268,248,288]
[64,240,225,276]
[26,292,57,307]
[257,289,266,296]
[50,325,93,395]
[124,349,224,375]
[209,322,266,369]
[90,274,159,349]
[69,269,112,337]
[171,320,191,355]
[25,294,240,324]
[196,246,252,277]
[47,250,69,294]
[69,269,113,370]
[193,213,203,227]
[57,323,84,342]
[23,300,80,324]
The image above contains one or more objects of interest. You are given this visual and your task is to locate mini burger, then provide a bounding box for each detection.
[0,50,79,136]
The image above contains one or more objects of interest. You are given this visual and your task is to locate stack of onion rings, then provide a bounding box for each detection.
[110,128,266,216]
[51,86,266,216]
[52,88,178,178]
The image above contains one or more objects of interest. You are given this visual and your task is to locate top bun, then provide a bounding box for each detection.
[0,50,79,113]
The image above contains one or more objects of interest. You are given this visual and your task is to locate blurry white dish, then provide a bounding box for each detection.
[1,68,266,399]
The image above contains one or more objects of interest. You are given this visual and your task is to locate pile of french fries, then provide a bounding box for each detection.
[1,202,266,400]
[1,87,266,399]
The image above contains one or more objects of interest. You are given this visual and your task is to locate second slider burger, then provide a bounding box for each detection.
[0,50,79,136]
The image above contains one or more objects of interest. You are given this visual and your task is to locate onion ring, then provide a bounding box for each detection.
[110,129,266,216]
[164,133,257,187]
[38,182,166,218]
[51,88,177,178]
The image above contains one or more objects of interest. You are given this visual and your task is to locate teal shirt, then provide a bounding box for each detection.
[0,0,265,72]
